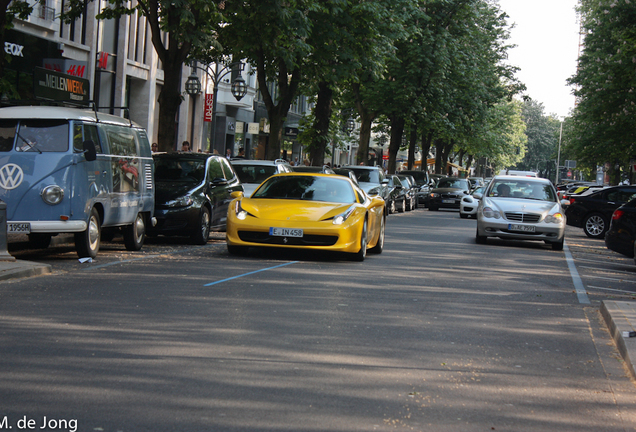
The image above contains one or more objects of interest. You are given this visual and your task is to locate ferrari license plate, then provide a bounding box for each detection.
[270,227,303,237]
[508,224,535,233]
[7,223,30,234]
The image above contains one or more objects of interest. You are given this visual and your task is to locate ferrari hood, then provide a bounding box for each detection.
[240,198,355,222]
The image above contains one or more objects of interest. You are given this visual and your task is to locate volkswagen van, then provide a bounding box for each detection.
[0,106,155,258]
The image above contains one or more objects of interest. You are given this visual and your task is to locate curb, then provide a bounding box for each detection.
[600,300,636,381]
[0,261,52,281]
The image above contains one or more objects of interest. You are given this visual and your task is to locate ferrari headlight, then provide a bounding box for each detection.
[41,185,64,205]
[166,196,193,208]
[545,212,564,224]
[235,200,248,220]
[333,205,356,225]
[482,206,501,219]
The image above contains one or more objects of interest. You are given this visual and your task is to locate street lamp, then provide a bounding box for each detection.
[185,59,247,153]
[555,118,563,184]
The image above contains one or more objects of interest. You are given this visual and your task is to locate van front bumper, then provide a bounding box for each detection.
[9,221,87,233]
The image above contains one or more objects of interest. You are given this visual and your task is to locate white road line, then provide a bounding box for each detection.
[564,241,590,304]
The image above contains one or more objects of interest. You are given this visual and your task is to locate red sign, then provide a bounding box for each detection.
[204,93,214,122]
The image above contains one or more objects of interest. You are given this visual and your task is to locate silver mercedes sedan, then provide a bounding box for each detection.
[475,176,567,250]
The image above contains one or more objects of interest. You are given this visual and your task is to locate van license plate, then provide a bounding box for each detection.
[508,224,535,233]
[270,227,303,237]
[8,223,31,234]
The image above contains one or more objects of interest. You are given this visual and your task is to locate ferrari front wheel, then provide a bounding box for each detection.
[368,216,384,254]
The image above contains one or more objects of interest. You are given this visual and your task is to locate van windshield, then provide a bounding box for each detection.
[15,120,69,152]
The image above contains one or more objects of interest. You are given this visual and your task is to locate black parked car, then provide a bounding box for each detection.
[341,165,390,214]
[150,153,243,244]
[401,170,431,205]
[397,174,418,211]
[565,185,636,239]
[427,177,471,211]
[386,174,409,213]
[605,199,636,261]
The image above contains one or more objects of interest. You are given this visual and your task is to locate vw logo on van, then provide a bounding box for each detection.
[0,163,24,190]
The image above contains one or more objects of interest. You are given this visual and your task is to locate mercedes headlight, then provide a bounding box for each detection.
[482,206,501,219]
[545,212,564,224]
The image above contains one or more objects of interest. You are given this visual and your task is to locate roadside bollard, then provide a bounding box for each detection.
[0,200,16,261]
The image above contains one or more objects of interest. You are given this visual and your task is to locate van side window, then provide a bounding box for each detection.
[0,120,17,152]
[104,125,138,156]
[16,120,69,152]
[73,124,103,154]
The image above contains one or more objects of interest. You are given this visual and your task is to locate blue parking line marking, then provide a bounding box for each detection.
[204,261,299,286]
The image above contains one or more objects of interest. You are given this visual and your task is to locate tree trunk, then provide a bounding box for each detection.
[465,154,474,173]
[353,83,376,166]
[387,115,405,174]
[434,139,444,174]
[308,82,333,166]
[156,63,184,152]
[407,124,417,170]
[421,130,433,172]
[256,54,301,160]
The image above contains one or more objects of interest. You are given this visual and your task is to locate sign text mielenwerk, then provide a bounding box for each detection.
[33,67,90,105]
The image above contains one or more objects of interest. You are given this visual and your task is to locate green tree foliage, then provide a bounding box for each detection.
[514,99,561,177]
[386,0,520,175]
[300,0,406,166]
[220,0,314,160]
[567,0,636,171]
[62,0,225,152]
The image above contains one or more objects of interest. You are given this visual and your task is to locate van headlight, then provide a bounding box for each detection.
[41,185,64,205]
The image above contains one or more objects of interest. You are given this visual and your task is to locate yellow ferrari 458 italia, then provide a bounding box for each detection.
[226,173,386,261]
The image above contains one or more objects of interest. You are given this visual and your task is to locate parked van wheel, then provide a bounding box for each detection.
[75,207,101,258]
[124,212,146,251]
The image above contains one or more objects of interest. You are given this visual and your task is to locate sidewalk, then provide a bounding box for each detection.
[601,300,636,380]
[0,259,52,281]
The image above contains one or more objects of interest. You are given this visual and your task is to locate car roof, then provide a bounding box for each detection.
[0,105,141,128]
[492,175,551,184]
[231,159,289,165]
[153,152,217,160]
[342,165,383,171]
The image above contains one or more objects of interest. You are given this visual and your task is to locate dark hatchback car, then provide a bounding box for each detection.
[386,174,409,213]
[150,152,243,244]
[427,177,472,211]
[401,170,430,205]
[397,174,418,211]
[341,165,391,214]
[565,185,636,239]
[605,199,636,261]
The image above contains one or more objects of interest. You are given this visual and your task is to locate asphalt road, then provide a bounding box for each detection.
[1,208,636,432]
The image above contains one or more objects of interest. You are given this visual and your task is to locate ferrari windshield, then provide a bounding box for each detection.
[488,179,557,201]
[253,175,356,204]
